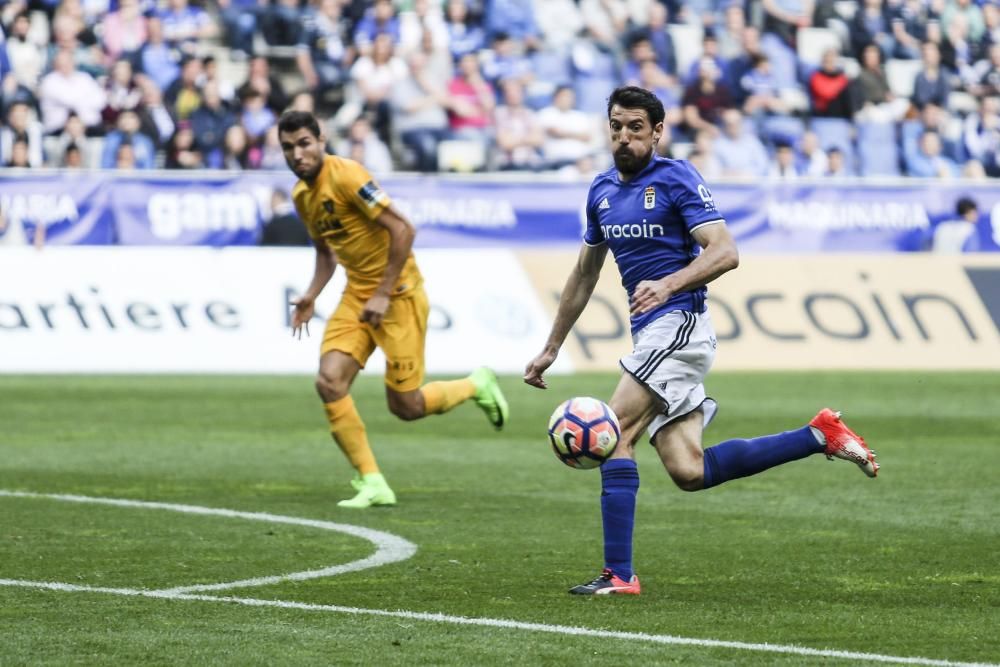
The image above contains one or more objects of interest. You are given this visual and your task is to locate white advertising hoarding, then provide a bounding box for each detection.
[0,247,569,375]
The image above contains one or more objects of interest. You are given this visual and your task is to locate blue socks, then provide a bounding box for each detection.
[703,426,824,489]
[600,458,639,581]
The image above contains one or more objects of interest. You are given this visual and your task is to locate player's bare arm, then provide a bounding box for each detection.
[630,222,739,316]
[363,204,416,329]
[291,238,337,338]
[524,242,608,389]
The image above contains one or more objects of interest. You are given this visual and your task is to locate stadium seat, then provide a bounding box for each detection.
[667,24,704,81]
[526,49,571,109]
[437,140,487,172]
[761,115,806,144]
[810,117,856,170]
[796,27,842,66]
[856,122,900,176]
[947,91,979,115]
[886,59,924,98]
[760,33,799,90]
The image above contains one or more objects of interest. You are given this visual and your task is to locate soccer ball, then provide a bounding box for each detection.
[547,397,621,469]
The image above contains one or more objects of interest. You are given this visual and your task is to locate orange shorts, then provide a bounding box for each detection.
[321,286,429,392]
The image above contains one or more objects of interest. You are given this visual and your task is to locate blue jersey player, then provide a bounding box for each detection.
[523,86,879,596]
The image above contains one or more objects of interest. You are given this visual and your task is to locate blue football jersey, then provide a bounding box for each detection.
[583,156,725,334]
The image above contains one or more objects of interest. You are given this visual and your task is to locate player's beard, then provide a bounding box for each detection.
[614,145,653,177]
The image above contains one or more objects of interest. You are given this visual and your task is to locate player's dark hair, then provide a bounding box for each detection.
[607,86,665,127]
[956,196,978,216]
[277,110,322,139]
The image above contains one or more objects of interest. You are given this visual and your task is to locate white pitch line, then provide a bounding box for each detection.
[1,578,995,667]
[0,489,416,594]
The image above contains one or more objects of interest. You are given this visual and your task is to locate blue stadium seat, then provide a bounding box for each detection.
[857,122,900,176]
[810,117,856,172]
[526,49,571,109]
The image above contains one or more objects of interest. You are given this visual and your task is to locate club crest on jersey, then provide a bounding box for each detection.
[322,199,335,214]
[643,186,656,209]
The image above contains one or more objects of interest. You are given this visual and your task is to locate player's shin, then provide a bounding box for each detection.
[600,458,640,580]
[702,427,823,488]
[324,396,379,475]
[419,378,476,415]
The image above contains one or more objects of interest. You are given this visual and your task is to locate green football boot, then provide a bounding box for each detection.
[338,472,397,508]
[469,367,509,430]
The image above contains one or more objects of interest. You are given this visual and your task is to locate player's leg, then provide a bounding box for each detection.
[377,286,508,428]
[568,372,660,596]
[319,294,395,508]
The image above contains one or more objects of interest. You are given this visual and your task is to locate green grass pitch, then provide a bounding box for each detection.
[1,372,997,666]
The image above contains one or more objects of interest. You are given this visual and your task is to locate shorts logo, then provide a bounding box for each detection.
[358,180,388,209]
[643,186,655,210]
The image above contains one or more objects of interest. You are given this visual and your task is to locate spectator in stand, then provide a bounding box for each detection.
[164,55,203,121]
[851,0,894,59]
[485,0,540,48]
[216,0,263,58]
[906,129,960,176]
[797,129,829,176]
[62,142,84,168]
[38,48,106,135]
[580,0,627,54]
[136,75,176,150]
[399,0,449,54]
[444,0,486,59]
[682,56,734,138]
[809,48,857,119]
[857,43,892,109]
[335,115,394,173]
[685,32,728,87]
[446,51,496,142]
[191,83,234,166]
[102,58,144,130]
[714,107,769,177]
[533,0,584,52]
[635,60,683,133]
[240,87,276,143]
[137,16,181,93]
[101,109,156,169]
[826,146,851,175]
[345,32,406,143]
[262,0,302,47]
[974,43,1000,98]
[158,0,217,54]
[493,77,544,169]
[717,3,747,61]
[941,0,985,44]
[219,124,259,169]
[258,125,286,169]
[739,53,789,117]
[913,41,953,109]
[288,90,317,113]
[165,123,204,169]
[963,95,1000,175]
[0,101,44,168]
[296,0,352,96]
[48,11,104,78]
[537,84,595,169]
[983,1,1000,49]
[761,0,814,49]
[5,11,46,90]
[5,139,32,167]
[238,57,288,114]
[390,50,451,172]
[53,112,94,167]
[768,139,800,178]
[259,188,311,246]
[414,25,454,90]
[100,0,147,62]
[727,26,764,96]
[641,2,677,77]
[482,32,533,88]
[353,0,401,55]
[931,195,980,252]
[687,128,723,179]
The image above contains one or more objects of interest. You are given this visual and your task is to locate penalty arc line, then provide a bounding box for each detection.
[0,579,995,667]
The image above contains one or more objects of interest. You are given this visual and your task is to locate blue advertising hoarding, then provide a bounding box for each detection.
[1,171,997,251]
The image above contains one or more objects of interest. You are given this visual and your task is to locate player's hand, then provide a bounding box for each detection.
[290,295,314,340]
[630,279,673,316]
[360,293,389,329]
[524,349,557,389]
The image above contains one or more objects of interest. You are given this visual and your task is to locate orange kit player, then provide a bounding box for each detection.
[278,110,509,508]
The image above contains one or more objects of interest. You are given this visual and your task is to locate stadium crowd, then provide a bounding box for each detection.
[0,0,999,177]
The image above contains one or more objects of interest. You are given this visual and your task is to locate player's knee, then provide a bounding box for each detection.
[669,466,705,492]
[387,399,422,421]
[315,372,349,402]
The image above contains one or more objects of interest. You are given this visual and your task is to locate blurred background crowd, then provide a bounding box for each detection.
[1,0,999,178]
